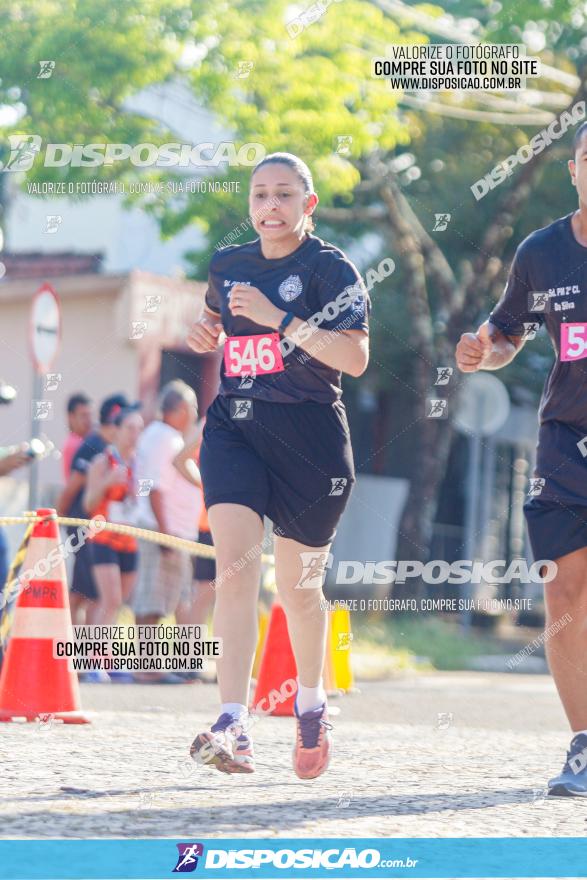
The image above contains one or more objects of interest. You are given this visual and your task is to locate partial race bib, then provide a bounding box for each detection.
[561,323,587,361]
[224,333,284,377]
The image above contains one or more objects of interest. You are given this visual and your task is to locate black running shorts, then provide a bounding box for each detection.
[193,529,216,582]
[91,543,138,574]
[69,534,98,600]
[200,395,356,547]
[523,421,587,564]
[524,498,587,564]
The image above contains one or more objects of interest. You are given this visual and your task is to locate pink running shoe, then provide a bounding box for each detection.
[190,713,255,774]
[293,702,333,779]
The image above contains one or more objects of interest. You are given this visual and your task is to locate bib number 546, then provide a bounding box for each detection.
[224,332,284,377]
[561,323,587,361]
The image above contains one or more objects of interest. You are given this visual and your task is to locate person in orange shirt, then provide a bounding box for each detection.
[84,405,143,627]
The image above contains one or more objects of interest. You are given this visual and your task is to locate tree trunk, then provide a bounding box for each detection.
[372,388,391,475]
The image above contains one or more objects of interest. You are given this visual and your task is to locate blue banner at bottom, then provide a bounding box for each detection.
[1,838,587,879]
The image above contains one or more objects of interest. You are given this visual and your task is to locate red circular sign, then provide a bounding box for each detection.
[29,283,61,374]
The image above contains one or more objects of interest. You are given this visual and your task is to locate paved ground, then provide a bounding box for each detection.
[1,672,587,839]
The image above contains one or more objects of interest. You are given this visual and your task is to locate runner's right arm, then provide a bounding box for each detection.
[455,320,525,373]
[187,307,224,354]
[457,238,540,373]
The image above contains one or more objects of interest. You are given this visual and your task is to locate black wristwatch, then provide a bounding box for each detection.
[278,312,295,335]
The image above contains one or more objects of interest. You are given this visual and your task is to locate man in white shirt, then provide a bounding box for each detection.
[133,381,202,632]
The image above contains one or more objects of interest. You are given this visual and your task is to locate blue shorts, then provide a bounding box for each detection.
[193,529,216,582]
[524,499,587,563]
[70,532,98,601]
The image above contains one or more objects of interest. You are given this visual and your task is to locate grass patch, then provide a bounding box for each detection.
[353,614,502,671]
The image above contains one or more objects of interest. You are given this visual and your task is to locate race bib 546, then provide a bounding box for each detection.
[561,323,587,361]
[224,332,284,377]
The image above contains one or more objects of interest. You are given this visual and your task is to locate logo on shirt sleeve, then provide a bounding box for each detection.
[340,282,368,319]
[278,274,303,302]
[528,291,551,313]
[350,290,367,318]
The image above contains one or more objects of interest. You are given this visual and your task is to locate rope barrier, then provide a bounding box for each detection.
[0,513,275,564]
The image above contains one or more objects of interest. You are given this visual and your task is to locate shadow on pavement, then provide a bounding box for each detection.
[3,786,580,837]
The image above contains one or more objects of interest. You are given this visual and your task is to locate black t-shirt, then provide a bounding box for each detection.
[68,431,107,517]
[205,234,370,404]
[490,213,587,431]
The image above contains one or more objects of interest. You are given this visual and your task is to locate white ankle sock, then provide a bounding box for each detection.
[221,702,248,723]
[296,681,326,715]
[573,729,587,737]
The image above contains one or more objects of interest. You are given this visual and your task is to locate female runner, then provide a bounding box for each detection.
[187,152,370,779]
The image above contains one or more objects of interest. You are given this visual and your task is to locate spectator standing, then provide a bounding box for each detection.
[84,405,143,628]
[0,448,31,589]
[133,381,202,632]
[61,393,93,481]
[0,382,30,590]
[173,427,216,629]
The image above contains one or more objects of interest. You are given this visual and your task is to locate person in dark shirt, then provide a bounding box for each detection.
[456,121,587,796]
[56,394,135,626]
[0,448,31,590]
[187,152,370,780]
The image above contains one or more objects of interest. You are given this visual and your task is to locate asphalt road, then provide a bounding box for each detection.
[1,673,586,840]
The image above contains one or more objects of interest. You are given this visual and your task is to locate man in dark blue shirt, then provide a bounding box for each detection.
[456,122,587,796]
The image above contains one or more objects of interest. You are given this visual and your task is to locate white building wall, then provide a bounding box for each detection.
[5,81,234,275]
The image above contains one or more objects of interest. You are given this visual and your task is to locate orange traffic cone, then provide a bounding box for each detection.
[0,508,89,723]
[251,603,298,716]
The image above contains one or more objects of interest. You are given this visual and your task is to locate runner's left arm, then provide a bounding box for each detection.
[280,320,369,376]
[229,253,371,376]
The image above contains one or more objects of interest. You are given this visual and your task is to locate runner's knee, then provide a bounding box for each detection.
[545,576,585,614]
[276,579,325,613]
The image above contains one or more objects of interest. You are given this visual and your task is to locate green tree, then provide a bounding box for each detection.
[0,0,194,243]
[146,0,586,571]
[5,0,586,578]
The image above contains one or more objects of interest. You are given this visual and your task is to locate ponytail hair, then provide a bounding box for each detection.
[252,152,316,233]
